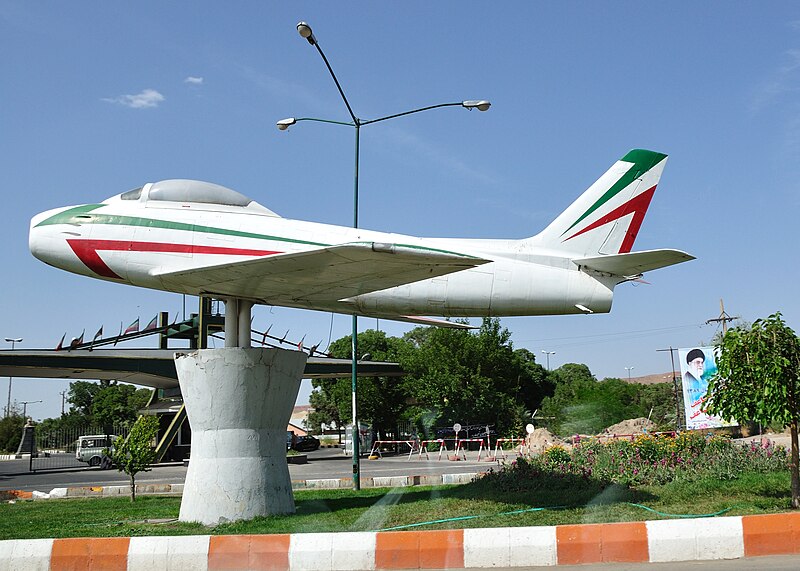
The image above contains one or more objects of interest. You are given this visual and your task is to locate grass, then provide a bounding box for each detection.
[0,470,794,540]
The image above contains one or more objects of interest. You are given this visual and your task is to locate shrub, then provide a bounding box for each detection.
[483,433,788,491]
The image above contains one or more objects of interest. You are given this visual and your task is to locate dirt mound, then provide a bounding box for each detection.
[602,417,655,435]
[525,428,570,455]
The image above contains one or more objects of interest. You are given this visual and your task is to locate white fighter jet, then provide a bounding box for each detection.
[29,149,693,328]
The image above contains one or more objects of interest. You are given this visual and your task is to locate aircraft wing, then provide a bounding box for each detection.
[367,314,478,329]
[574,249,695,277]
[156,242,490,305]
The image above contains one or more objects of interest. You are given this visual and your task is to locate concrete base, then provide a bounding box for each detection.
[174,347,308,525]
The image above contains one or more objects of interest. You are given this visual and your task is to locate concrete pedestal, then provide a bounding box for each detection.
[174,347,308,525]
[15,422,37,458]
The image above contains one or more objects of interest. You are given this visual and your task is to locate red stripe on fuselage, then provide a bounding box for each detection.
[562,186,656,254]
[66,239,282,280]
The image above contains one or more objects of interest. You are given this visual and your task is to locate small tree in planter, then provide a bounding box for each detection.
[705,313,800,508]
[110,415,159,501]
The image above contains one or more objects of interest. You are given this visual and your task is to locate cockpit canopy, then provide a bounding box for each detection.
[113,179,277,215]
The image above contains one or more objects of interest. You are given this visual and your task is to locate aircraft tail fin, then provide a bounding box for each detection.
[529,149,668,257]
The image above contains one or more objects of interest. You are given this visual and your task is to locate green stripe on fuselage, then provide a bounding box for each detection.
[35,204,329,248]
[36,205,478,258]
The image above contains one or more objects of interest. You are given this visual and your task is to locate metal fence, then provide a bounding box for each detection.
[30,424,129,472]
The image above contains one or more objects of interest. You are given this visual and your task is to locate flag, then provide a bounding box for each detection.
[144,315,158,331]
[55,333,66,351]
[113,322,122,346]
[297,334,306,351]
[124,318,139,335]
[69,330,85,350]
[92,326,103,343]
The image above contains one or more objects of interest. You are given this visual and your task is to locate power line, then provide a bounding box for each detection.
[519,323,710,349]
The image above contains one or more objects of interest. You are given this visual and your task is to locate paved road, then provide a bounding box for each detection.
[491,555,800,570]
[0,447,496,492]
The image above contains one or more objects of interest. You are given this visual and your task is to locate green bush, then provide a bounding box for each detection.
[0,415,25,454]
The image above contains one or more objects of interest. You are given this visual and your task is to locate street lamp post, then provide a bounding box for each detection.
[281,21,490,491]
[4,337,22,418]
[625,366,635,381]
[19,400,41,419]
[541,350,555,371]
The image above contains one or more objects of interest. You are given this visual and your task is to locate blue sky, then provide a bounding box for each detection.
[2,3,799,421]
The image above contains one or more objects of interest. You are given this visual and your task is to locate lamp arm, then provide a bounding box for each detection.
[293,117,354,128]
[361,102,464,126]
[312,42,359,124]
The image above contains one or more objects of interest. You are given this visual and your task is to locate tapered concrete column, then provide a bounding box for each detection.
[238,300,253,348]
[224,298,239,347]
[175,347,308,525]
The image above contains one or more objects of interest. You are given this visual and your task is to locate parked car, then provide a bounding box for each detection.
[292,435,320,452]
[75,434,115,468]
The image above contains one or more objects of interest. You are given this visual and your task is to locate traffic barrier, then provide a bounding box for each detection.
[494,437,525,460]
[453,438,487,461]
[369,440,419,460]
[418,439,447,460]
[4,513,800,569]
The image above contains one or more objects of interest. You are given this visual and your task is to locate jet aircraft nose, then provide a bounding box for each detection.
[29,205,89,273]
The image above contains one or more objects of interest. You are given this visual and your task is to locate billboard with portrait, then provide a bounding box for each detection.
[679,346,737,430]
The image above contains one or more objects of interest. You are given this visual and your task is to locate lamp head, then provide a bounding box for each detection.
[462,100,491,112]
[296,21,316,45]
[276,118,297,131]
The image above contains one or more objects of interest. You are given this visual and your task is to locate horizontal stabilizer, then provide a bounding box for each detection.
[574,249,695,277]
[156,242,489,304]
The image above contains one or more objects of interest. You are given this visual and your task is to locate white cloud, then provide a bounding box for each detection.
[103,88,165,109]
[184,76,204,85]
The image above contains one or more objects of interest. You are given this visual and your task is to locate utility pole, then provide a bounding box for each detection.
[657,346,682,431]
[59,390,67,416]
[706,299,739,335]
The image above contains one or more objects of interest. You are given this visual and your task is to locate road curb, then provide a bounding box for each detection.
[0,512,797,569]
[1,472,482,500]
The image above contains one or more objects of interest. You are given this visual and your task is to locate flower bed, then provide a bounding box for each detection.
[484,432,788,490]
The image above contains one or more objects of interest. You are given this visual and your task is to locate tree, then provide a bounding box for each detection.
[65,380,151,428]
[110,415,159,501]
[308,377,352,437]
[314,329,411,438]
[67,381,103,417]
[0,414,25,454]
[704,313,800,508]
[401,318,552,436]
[539,365,677,436]
[92,383,151,429]
[540,364,596,435]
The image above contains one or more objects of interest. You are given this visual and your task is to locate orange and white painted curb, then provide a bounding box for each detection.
[1,512,798,569]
